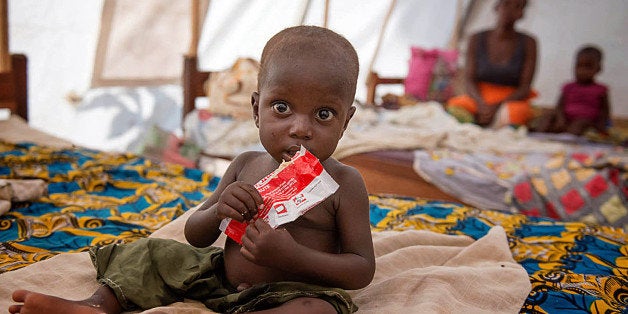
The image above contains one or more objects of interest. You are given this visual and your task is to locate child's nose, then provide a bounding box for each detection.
[289,116,313,140]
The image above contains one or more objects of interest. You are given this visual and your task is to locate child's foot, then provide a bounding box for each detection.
[9,290,105,314]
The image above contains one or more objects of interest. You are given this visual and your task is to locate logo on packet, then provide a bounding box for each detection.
[219,146,339,244]
[293,193,307,206]
[274,203,288,215]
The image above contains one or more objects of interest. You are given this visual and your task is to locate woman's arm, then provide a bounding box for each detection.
[464,32,496,126]
[503,34,537,102]
[463,33,487,107]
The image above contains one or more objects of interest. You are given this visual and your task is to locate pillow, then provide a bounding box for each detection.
[404,47,458,103]
[205,58,260,120]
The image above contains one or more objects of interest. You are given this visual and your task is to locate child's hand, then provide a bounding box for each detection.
[239,219,297,268]
[555,115,567,130]
[215,181,263,222]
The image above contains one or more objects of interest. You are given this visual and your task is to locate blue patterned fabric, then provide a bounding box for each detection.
[0,142,218,273]
[369,194,627,313]
[2,141,626,313]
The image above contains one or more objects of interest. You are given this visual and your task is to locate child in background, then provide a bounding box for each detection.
[534,45,610,135]
[9,25,375,314]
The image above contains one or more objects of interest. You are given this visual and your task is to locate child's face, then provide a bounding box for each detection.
[575,53,600,84]
[495,0,526,25]
[252,57,355,163]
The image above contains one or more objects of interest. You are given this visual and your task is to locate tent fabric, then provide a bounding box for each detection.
[7,0,628,153]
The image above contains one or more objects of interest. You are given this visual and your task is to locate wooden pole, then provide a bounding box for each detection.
[299,0,312,25]
[188,0,200,57]
[368,0,396,73]
[0,0,10,73]
[448,0,476,51]
[323,0,329,28]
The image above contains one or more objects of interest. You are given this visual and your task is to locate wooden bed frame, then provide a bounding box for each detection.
[0,54,27,121]
[0,0,27,121]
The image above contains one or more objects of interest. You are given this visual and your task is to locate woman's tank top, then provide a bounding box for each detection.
[475,30,525,87]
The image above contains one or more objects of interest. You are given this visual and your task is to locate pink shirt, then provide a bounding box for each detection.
[562,82,608,121]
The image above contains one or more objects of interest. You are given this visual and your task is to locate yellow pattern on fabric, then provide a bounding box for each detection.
[0,142,216,273]
[368,194,628,313]
[550,168,571,190]
[600,196,628,224]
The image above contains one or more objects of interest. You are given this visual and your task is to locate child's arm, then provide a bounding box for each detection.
[240,166,375,290]
[185,152,263,247]
[595,92,610,132]
[554,93,567,131]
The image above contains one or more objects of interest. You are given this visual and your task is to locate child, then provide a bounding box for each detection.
[9,25,375,314]
[534,45,610,135]
[446,0,537,128]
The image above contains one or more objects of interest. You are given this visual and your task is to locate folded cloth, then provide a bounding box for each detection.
[350,227,531,313]
[0,179,47,215]
[0,208,530,313]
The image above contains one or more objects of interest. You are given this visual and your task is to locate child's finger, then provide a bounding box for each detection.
[240,184,263,212]
[240,234,254,249]
[239,246,256,262]
[253,218,272,232]
[229,187,258,215]
[244,221,261,239]
[218,204,247,222]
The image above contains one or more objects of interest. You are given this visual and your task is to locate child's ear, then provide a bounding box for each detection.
[252,92,260,128]
[342,106,357,131]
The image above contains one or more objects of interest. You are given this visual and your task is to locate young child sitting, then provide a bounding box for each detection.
[534,45,610,135]
[9,25,375,314]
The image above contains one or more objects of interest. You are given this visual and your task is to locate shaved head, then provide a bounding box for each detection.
[258,26,359,103]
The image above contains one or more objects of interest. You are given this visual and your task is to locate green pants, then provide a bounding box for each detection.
[89,238,357,313]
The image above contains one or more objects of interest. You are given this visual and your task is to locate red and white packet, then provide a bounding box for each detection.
[219,146,339,244]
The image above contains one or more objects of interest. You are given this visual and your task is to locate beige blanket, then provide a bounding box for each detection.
[0,206,530,313]
[0,115,73,148]
[333,102,566,160]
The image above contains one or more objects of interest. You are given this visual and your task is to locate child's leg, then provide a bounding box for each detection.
[533,110,555,132]
[9,285,122,314]
[565,119,593,136]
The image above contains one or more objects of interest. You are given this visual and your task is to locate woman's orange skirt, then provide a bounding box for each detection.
[447,82,537,125]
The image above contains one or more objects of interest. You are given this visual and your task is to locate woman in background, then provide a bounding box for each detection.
[447,0,537,128]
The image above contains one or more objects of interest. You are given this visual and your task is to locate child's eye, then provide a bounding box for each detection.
[316,109,335,121]
[272,102,291,114]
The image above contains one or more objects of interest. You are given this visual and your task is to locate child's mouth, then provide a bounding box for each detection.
[282,146,302,162]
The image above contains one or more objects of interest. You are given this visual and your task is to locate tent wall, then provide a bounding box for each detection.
[197,0,461,105]
[7,0,627,151]
[8,0,102,138]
